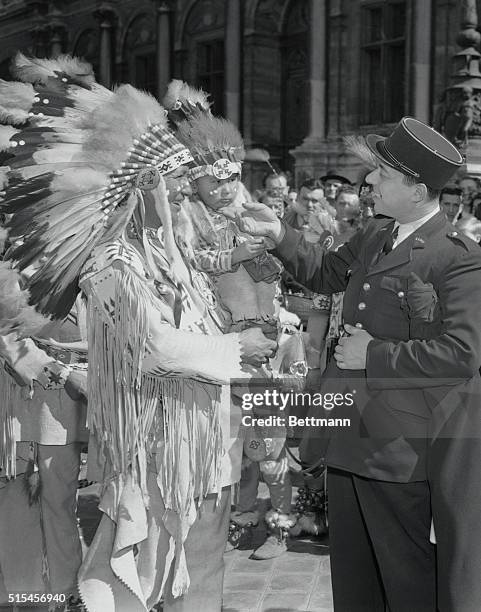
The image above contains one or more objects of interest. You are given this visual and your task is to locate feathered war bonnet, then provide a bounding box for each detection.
[0,53,193,324]
[163,79,245,182]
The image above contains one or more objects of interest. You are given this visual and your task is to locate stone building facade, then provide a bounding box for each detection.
[0,0,473,189]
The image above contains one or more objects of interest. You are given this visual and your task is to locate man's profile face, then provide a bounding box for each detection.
[324,179,343,200]
[287,190,297,205]
[459,178,477,201]
[298,187,325,215]
[336,193,360,220]
[440,192,461,222]
[265,175,288,197]
[195,174,240,210]
[163,166,190,205]
[365,163,416,220]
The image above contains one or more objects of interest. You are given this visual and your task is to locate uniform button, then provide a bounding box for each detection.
[363,283,371,291]
[397,291,405,298]
[358,302,366,310]
[355,322,363,329]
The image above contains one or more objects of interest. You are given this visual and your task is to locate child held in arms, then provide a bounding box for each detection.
[171,109,282,341]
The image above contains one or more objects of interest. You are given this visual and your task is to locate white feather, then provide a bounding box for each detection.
[0,126,19,151]
[0,79,35,125]
[12,52,95,86]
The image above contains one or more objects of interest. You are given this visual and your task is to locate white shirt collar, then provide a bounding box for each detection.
[393,206,440,248]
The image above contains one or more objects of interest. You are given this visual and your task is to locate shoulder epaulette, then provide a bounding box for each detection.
[446,230,479,253]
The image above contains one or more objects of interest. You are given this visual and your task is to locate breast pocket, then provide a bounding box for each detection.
[368,275,410,339]
[379,274,440,340]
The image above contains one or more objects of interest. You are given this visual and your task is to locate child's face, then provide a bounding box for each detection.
[195,174,240,210]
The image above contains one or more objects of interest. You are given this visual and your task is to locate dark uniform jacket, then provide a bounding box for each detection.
[274,210,481,482]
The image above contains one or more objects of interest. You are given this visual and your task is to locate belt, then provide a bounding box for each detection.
[33,340,88,365]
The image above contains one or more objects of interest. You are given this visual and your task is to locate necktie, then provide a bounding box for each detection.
[376,224,399,263]
[382,225,399,255]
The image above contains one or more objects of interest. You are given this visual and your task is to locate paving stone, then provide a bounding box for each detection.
[274,555,321,573]
[233,557,275,573]
[313,574,332,594]
[269,572,315,592]
[223,590,262,611]
[260,592,309,611]
[306,590,334,610]
[224,573,269,592]
[318,556,331,576]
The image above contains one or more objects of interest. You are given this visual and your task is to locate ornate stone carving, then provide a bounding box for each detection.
[254,0,283,34]
[125,13,155,49]
[184,0,224,35]
[435,85,481,147]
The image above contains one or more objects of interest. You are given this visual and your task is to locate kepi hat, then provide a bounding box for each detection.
[366,117,463,190]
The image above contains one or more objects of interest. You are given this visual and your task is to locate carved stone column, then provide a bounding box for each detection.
[307,0,326,140]
[435,0,481,174]
[47,1,65,58]
[412,0,432,122]
[290,0,329,183]
[152,0,172,100]
[224,0,241,126]
[95,3,116,88]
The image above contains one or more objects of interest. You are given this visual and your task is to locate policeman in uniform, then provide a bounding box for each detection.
[237,117,481,611]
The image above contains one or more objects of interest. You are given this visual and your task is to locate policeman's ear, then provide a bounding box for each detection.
[412,182,428,203]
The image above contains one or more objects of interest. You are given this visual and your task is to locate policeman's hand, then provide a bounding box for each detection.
[239,327,278,366]
[64,369,88,402]
[231,239,266,264]
[334,323,374,370]
[235,202,284,243]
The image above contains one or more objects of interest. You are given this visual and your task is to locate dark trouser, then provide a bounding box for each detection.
[327,468,436,612]
[429,437,481,612]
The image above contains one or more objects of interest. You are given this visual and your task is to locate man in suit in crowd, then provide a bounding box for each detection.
[237,117,481,612]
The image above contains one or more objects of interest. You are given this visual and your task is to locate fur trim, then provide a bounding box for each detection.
[163,79,211,125]
[265,509,297,530]
[12,52,95,86]
[163,79,210,112]
[176,113,245,164]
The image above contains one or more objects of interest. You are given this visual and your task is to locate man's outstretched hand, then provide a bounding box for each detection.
[239,327,278,367]
[235,202,284,244]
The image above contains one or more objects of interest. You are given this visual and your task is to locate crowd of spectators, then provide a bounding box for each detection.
[254,164,481,249]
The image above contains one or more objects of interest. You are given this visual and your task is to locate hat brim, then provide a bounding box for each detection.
[365,133,400,172]
[320,174,352,185]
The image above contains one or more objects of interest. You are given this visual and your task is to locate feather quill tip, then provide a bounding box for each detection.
[163,79,211,112]
[343,135,379,170]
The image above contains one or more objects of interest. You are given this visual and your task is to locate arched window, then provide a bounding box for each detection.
[73,29,99,79]
[360,0,407,124]
[0,56,12,81]
[182,0,225,115]
[123,14,156,95]
[281,0,309,168]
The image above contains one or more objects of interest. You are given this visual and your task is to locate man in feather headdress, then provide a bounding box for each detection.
[0,54,275,612]
[0,69,90,609]
[0,303,88,612]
